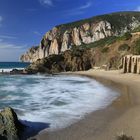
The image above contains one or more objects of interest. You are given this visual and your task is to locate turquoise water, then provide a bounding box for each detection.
[0,74,119,130]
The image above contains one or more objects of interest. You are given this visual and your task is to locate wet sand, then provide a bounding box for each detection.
[33,70,140,140]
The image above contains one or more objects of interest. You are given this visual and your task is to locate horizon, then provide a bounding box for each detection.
[0,0,140,61]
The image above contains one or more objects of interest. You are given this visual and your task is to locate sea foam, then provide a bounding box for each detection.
[0,74,119,130]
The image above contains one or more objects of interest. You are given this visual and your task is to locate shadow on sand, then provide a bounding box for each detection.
[20,120,50,140]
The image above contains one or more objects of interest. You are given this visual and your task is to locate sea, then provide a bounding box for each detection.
[0,62,119,132]
[0,62,30,72]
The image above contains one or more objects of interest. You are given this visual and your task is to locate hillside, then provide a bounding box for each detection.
[25,32,140,74]
[20,11,140,62]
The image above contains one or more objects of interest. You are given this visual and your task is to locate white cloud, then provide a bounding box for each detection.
[39,0,53,6]
[79,2,92,10]
[65,1,92,16]
[0,16,3,26]
[136,6,140,11]
[33,31,41,36]
[0,35,17,39]
[0,40,26,61]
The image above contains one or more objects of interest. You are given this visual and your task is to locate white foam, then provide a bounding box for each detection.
[0,75,119,130]
[0,68,24,72]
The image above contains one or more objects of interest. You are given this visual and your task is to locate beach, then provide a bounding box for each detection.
[34,69,140,140]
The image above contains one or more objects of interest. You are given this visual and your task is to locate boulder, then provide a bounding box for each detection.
[0,107,25,140]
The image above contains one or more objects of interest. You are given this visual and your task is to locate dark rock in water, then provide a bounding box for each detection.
[10,69,27,75]
[0,107,25,140]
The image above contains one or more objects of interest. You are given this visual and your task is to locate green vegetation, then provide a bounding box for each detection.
[56,11,140,35]
[72,36,117,49]
[118,44,130,51]
[101,47,109,53]
[134,38,140,54]
[118,32,132,41]
[132,25,140,33]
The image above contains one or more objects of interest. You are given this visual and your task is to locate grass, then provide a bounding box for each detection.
[71,36,118,49]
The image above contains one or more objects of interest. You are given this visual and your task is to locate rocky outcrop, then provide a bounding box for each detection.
[26,48,95,74]
[121,55,140,74]
[0,107,25,140]
[20,12,140,62]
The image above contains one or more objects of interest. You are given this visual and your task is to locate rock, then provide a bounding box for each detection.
[20,12,140,62]
[121,55,140,74]
[0,107,25,140]
[10,69,27,75]
[26,48,94,74]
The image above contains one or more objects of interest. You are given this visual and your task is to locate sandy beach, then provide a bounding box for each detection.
[34,70,140,140]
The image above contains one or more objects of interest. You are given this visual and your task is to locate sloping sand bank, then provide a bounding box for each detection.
[34,70,140,140]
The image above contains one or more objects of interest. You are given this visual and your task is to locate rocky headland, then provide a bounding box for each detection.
[21,12,140,63]
[19,11,140,74]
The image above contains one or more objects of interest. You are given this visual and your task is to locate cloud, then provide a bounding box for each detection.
[0,40,26,61]
[39,0,53,6]
[0,35,17,39]
[65,1,92,16]
[0,16,3,26]
[33,31,42,36]
[79,2,92,10]
[135,6,140,11]
[0,40,26,50]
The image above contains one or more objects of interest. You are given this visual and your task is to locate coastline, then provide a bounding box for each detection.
[33,69,140,140]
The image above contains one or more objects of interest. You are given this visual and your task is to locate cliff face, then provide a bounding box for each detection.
[25,32,140,74]
[20,12,140,62]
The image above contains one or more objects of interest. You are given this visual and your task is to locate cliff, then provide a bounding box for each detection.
[25,32,140,73]
[20,11,140,62]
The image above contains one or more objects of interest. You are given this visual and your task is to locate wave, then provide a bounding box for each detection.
[0,68,24,72]
[0,74,119,130]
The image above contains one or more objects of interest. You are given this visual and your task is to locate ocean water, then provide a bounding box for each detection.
[0,62,30,72]
[0,74,119,130]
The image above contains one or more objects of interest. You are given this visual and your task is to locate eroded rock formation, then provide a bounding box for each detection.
[20,12,140,62]
[121,55,140,74]
[25,48,95,74]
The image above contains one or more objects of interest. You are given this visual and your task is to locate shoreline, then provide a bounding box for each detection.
[33,69,140,140]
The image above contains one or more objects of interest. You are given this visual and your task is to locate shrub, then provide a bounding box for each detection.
[132,25,140,33]
[118,44,130,51]
[134,39,140,55]
[119,32,132,41]
[101,47,109,53]
[116,134,134,140]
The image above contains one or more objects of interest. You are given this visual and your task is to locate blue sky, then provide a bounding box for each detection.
[0,0,140,61]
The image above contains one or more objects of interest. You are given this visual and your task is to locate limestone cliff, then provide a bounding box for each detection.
[20,12,140,62]
[25,32,140,73]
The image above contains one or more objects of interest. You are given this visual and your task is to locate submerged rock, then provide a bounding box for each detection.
[0,107,25,140]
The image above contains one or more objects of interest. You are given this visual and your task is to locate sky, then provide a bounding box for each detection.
[0,0,140,61]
